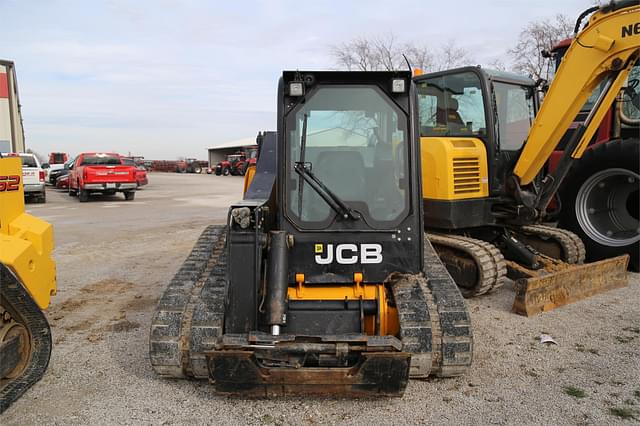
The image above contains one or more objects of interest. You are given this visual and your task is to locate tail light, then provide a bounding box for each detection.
[39,170,45,182]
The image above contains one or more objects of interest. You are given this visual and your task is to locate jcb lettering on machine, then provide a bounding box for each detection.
[314,243,383,265]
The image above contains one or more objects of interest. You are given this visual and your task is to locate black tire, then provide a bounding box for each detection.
[222,167,230,176]
[193,165,202,174]
[36,192,46,204]
[237,164,246,176]
[558,139,639,271]
[78,189,89,202]
[124,191,135,201]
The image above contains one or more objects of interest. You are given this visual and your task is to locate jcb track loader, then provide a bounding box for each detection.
[150,71,472,396]
[415,1,638,315]
[0,156,56,413]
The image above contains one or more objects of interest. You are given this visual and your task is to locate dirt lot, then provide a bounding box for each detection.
[4,173,639,425]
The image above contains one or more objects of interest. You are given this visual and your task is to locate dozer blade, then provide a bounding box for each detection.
[511,255,629,316]
[207,334,410,397]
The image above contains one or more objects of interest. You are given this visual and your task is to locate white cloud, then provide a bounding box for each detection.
[1,0,589,159]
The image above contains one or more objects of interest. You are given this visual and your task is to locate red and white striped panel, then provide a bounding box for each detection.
[0,66,8,98]
[0,64,11,146]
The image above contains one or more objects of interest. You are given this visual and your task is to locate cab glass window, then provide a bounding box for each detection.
[417,72,487,137]
[286,86,409,227]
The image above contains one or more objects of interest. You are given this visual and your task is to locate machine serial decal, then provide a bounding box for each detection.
[314,243,383,265]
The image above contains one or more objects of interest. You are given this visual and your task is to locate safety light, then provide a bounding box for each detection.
[391,78,406,93]
[289,81,305,96]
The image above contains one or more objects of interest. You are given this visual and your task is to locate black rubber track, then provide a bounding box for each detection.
[149,225,227,378]
[0,264,52,414]
[422,235,473,377]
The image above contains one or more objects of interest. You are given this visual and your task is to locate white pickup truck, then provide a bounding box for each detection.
[1,152,46,202]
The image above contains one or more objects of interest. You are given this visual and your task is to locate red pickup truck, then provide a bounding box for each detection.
[68,152,137,202]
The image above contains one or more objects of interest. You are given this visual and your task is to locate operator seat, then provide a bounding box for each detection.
[436,97,464,128]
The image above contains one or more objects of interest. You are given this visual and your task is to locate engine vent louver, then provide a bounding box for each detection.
[452,157,481,195]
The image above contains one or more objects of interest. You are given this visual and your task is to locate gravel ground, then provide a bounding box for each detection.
[4,173,639,425]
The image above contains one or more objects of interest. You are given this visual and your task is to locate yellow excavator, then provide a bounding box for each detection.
[0,155,56,413]
[415,1,638,315]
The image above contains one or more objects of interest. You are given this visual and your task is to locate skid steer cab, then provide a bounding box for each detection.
[150,71,473,397]
[225,71,424,396]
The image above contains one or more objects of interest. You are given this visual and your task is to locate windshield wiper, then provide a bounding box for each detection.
[294,113,359,221]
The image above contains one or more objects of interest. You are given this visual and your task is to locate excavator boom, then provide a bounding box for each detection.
[514,1,640,186]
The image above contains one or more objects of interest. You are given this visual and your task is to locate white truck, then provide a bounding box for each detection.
[0,60,25,153]
[0,152,46,202]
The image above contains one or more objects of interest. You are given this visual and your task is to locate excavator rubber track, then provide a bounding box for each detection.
[512,225,586,264]
[150,226,472,394]
[0,264,52,414]
[427,233,507,298]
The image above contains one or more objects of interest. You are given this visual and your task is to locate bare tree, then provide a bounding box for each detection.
[402,42,434,71]
[431,40,474,72]
[508,14,573,82]
[331,37,378,71]
[330,35,473,73]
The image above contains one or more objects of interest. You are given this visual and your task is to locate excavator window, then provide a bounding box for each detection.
[493,82,535,151]
[621,63,640,122]
[286,85,409,227]
[416,72,486,137]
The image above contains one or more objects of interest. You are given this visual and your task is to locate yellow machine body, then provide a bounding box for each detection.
[420,137,489,201]
[242,164,257,196]
[0,157,56,309]
[514,4,640,184]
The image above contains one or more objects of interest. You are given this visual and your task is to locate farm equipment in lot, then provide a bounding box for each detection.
[0,156,56,413]
[176,158,203,174]
[150,70,472,396]
[214,150,257,176]
[414,1,636,315]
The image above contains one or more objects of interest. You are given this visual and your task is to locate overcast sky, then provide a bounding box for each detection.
[1,0,589,159]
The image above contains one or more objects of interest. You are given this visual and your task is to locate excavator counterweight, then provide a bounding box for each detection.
[0,156,56,413]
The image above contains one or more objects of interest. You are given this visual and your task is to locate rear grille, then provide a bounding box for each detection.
[452,157,481,195]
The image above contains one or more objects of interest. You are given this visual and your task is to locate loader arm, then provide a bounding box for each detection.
[513,1,640,188]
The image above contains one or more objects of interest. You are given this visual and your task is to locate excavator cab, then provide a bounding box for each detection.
[150,71,473,396]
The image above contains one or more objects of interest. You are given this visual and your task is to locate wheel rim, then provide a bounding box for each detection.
[1,307,32,379]
[575,168,640,247]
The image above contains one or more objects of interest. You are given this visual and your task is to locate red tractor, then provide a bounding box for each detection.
[549,39,639,271]
[214,149,257,176]
[175,158,203,174]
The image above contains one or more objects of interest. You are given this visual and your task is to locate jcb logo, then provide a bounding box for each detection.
[621,23,640,38]
[314,243,383,265]
[0,175,20,192]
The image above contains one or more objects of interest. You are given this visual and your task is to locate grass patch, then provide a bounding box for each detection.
[564,386,587,398]
[608,406,639,420]
[260,414,275,424]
